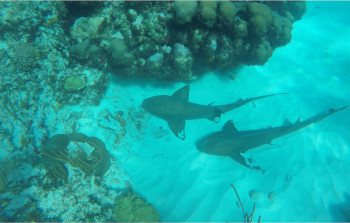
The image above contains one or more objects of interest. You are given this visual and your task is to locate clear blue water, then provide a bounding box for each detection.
[1,1,350,222]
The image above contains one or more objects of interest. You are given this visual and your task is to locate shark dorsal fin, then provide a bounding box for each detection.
[222,120,238,133]
[296,116,301,123]
[283,119,293,126]
[172,85,190,101]
[208,101,216,106]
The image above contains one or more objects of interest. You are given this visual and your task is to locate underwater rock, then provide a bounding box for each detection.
[64,1,306,80]
[113,192,160,222]
[69,40,91,59]
[37,170,120,222]
[1,1,307,80]
[146,52,164,73]
[170,43,193,80]
[0,48,9,66]
[54,67,109,106]
[110,39,134,67]
[253,40,274,65]
[234,19,248,38]
[248,2,273,36]
[70,16,106,41]
[0,159,44,222]
[64,1,103,19]
[0,168,7,192]
[199,1,217,27]
[11,43,40,72]
[174,1,198,24]
[0,2,64,37]
[218,1,237,25]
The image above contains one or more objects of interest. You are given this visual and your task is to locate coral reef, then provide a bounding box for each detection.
[0,69,135,221]
[0,1,109,106]
[0,1,308,221]
[64,1,306,80]
[64,76,86,91]
[0,64,146,221]
[0,0,307,82]
[35,170,120,222]
[113,192,160,222]
[1,1,306,82]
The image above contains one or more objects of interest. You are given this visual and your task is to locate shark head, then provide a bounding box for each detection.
[142,96,157,114]
[196,131,233,156]
[142,95,170,118]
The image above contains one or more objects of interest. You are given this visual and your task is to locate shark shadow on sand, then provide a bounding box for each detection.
[142,85,286,140]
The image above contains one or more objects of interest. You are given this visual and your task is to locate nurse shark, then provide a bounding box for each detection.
[196,106,349,170]
[142,85,285,139]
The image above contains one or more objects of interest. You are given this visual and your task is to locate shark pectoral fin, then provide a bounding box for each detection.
[207,108,222,122]
[222,120,238,133]
[172,85,190,101]
[231,153,261,170]
[245,155,261,170]
[167,119,186,140]
[207,115,221,122]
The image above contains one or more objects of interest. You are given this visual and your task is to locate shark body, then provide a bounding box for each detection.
[196,106,349,169]
[142,85,285,139]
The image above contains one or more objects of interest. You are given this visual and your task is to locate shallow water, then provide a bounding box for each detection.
[1,1,350,222]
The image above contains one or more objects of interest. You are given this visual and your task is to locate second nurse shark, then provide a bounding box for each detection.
[142,85,348,169]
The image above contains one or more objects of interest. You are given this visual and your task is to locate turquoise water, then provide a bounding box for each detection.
[1,1,350,222]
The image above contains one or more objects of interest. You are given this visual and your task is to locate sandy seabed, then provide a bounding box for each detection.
[89,2,350,221]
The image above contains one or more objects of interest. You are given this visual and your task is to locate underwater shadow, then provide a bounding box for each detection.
[109,72,189,90]
[329,192,350,222]
[196,65,244,83]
